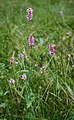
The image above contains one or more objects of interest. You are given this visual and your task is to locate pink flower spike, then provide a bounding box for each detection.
[10,56,14,64]
[21,74,27,80]
[26,7,33,21]
[28,34,34,47]
[9,79,15,84]
[49,44,55,56]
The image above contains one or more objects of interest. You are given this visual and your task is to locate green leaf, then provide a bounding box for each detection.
[27,100,32,108]
[65,82,74,100]
[16,70,29,74]
[0,90,3,96]
[0,103,6,108]
[56,79,60,90]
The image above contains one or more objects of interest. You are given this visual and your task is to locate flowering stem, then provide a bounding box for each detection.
[28,21,30,34]
[14,88,24,99]
[47,0,50,26]
[62,14,72,31]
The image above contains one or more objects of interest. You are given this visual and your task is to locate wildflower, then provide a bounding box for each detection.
[49,44,55,56]
[28,34,34,47]
[68,54,71,60]
[40,65,46,74]
[15,62,18,66]
[60,11,63,16]
[35,63,38,67]
[18,53,24,59]
[42,66,46,72]
[21,74,27,80]
[10,56,14,64]
[26,7,33,20]
[26,14,33,21]
[9,79,15,84]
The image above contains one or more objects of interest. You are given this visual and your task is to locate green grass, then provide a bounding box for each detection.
[0,0,74,120]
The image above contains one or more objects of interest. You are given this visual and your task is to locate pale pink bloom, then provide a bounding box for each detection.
[28,34,34,47]
[9,79,15,84]
[10,56,14,64]
[21,74,27,80]
[49,44,55,56]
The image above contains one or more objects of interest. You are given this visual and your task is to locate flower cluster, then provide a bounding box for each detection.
[9,73,27,85]
[28,34,34,47]
[26,8,33,21]
[9,8,56,86]
[49,44,55,56]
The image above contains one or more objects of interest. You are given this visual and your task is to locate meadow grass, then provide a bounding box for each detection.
[0,0,74,120]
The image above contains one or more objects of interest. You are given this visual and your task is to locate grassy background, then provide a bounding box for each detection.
[0,0,74,120]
